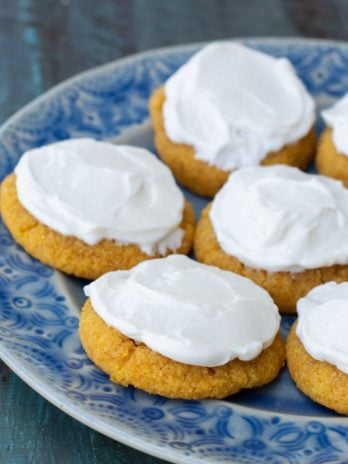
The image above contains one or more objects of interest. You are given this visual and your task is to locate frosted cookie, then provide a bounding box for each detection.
[287,282,348,415]
[149,42,316,197]
[194,165,348,313]
[316,94,348,187]
[79,255,285,399]
[0,139,195,279]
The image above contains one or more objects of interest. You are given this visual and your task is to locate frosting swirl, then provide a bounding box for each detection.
[210,165,348,272]
[164,42,315,170]
[15,138,185,255]
[84,255,280,367]
[297,282,348,373]
[322,94,348,156]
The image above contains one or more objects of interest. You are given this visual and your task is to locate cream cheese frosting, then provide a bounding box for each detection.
[209,165,348,272]
[84,255,280,367]
[322,94,348,156]
[297,282,348,374]
[15,138,185,255]
[163,42,315,170]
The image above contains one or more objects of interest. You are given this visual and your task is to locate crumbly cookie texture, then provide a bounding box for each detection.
[149,86,316,197]
[194,204,348,313]
[316,127,348,187]
[287,322,348,415]
[79,299,285,400]
[0,173,195,280]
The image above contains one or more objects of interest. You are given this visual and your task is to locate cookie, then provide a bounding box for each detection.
[79,298,285,400]
[194,164,348,313]
[317,94,348,186]
[286,282,348,414]
[0,173,195,280]
[316,128,348,187]
[150,86,316,197]
[79,255,285,399]
[287,322,348,415]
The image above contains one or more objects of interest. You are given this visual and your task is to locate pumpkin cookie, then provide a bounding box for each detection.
[287,282,348,415]
[149,42,316,197]
[317,94,348,186]
[316,128,348,186]
[79,255,285,399]
[0,139,195,279]
[194,166,348,313]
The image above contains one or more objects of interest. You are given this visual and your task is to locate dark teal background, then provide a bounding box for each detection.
[2,1,348,462]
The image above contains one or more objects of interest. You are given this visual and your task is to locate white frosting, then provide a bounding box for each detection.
[297,282,348,374]
[163,42,315,170]
[322,94,348,156]
[15,138,185,255]
[210,165,348,272]
[84,255,280,367]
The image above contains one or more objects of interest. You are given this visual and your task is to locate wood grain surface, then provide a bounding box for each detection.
[1,0,348,462]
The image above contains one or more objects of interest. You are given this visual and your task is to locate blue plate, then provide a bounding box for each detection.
[1,38,348,464]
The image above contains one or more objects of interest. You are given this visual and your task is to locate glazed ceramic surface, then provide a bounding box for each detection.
[1,39,348,464]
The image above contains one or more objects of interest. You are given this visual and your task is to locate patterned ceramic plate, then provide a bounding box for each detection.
[1,38,348,464]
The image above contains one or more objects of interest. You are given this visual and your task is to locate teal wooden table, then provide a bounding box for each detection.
[2,1,348,462]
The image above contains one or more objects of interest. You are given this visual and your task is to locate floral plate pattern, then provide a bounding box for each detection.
[1,38,348,464]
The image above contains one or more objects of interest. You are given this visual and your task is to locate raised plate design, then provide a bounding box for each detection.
[1,39,348,464]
